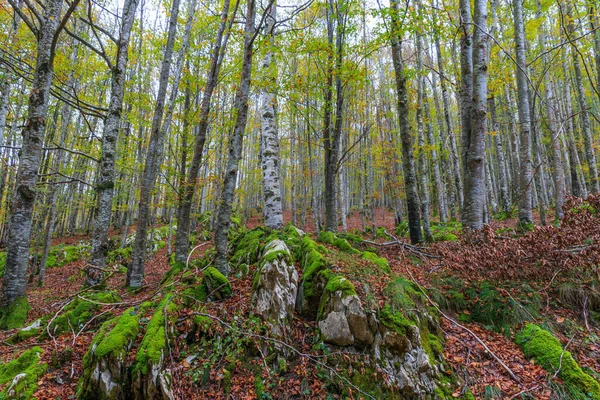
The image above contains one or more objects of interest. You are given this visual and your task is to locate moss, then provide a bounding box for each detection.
[318,231,335,244]
[0,347,47,399]
[341,232,363,244]
[0,296,30,330]
[323,274,356,298]
[48,291,120,336]
[384,277,424,316]
[379,305,416,336]
[107,246,132,265]
[333,237,361,254]
[0,252,6,277]
[8,325,41,344]
[161,260,186,285]
[361,251,391,273]
[230,227,269,268]
[93,307,140,359]
[134,297,177,375]
[516,324,600,399]
[202,267,233,299]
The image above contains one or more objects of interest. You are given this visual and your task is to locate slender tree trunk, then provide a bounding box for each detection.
[434,0,462,213]
[462,0,488,231]
[1,0,66,313]
[415,14,432,241]
[566,13,600,194]
[174,0,233,264]
[513,0,533,226]
[390,0,422,244]
[213,0,256,275]
[489,97,510,214]
[129,0,182,287]
[85,0,139,287]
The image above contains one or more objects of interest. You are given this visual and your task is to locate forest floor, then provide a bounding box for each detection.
[1,199,599,399]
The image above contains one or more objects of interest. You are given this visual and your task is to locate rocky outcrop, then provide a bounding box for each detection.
[317,275,374,347]
[296,232,445,399]
[78,299,178,400]
[251,239,298,328]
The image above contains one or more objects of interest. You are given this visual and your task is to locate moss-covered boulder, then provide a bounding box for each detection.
[251,239,298,329]
[132,296,178,400]
[368,278,444,398]
[201,267,232,300]
[0,347,47,399]
[294,236,330,318]
[516,324,600,399]
[78,306,142,399]
[317,273,375,347]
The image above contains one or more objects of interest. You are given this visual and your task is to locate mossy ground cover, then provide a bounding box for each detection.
[0,347,47,399]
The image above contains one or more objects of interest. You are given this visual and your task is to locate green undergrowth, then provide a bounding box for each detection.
[0,347,47,399]
[430,277,541,335]
[47,291,120,336]
[0,296,30,330]
[516,324,600,399]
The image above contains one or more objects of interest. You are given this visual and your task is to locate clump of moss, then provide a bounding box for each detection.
[94,307,140,359]
[161,259,186,285]
[48,291,120,336]
[361,251,391,273]
[134,296,177,376]
[379,305,416,336]
[108,246,132,265]
[0,252,6,277]
[0,296,30,330]
[516,324,600,399]
[318,231,361,254]
[229,227,269,269]
[202,267,233,300]
[0,347,47,399]
[323,274,356,298]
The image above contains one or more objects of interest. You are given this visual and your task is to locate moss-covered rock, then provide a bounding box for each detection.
[0,296,30,330]
[132,296,178,400]
[229,227,269,269]
[295,236,330,318]
[251,239,298,328]
[516,324,600,399]
[0,347,47,399]
[78,306,142,399]
[202,267,232,300]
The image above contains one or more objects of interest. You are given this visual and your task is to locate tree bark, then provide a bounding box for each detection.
[129,0,182,287]
[213,0,256,275]
[85,0,139,287]
[389,0,422,244]
[259,2,284,229]
[174,0,233,264]
[2,0,66,310]
[513,0,533,226]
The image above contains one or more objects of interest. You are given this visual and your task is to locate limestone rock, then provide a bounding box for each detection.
[251,239,298,327]
[317,282,374,347]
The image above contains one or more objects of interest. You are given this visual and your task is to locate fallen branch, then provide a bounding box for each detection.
[362,229,441,259]
[403,267,521,383]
